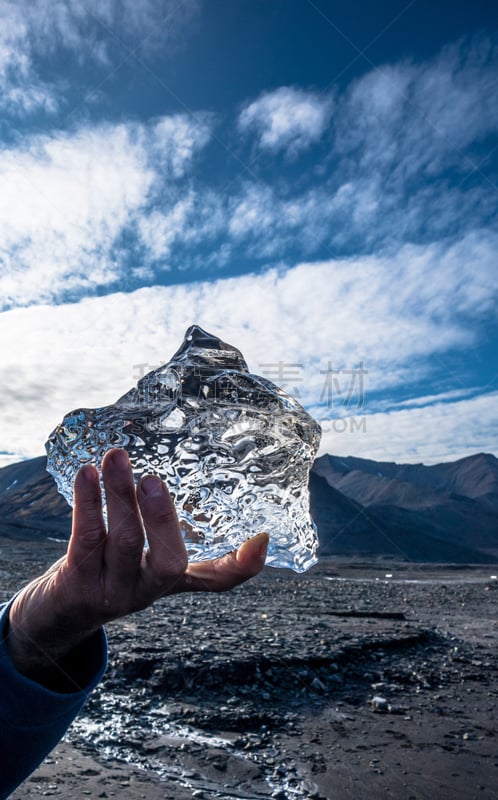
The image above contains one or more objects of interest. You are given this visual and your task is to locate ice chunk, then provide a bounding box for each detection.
[45,325,321,572]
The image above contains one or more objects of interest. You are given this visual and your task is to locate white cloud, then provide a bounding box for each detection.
[150,114,214,179]
[0,3,59,116]
[1,35,496,305]
[1,80,59,117]
[227,36,498,258]
[238,86,332,155]
[0,0,201,116]
[319,392,498,465]
[372,388,480,411]
[226,178,386,257]
[138,195,195,261]
[228,184,277,238]
[0,245,496,466]
[0,114,213,308]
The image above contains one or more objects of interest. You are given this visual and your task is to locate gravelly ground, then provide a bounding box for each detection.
[2,538,497,800]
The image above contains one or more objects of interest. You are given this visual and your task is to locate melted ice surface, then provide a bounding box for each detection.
[45,326,321,572]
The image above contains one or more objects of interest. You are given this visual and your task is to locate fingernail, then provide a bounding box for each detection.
[141,475,164,496]
[235,532,269,565]
[110,449,129,470]
[256,532,269,559]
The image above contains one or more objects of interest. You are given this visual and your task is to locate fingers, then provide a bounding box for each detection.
[178,532,269,593]
[69,448,268,615]
[67,464,106,575]
[102,449,145,593]
[136,476,188,593]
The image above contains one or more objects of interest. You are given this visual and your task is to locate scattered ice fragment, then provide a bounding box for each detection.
[370,696,389,712]
[45,325,321,572]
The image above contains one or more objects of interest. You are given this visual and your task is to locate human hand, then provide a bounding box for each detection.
[6,448,269,689]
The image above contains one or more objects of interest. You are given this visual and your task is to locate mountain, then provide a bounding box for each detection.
[312,452,498,562]
[0,456,72,541]
[314,453,498,510]
[0,452,497,563]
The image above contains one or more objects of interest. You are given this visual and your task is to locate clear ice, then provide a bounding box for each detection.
[45,326,321,572]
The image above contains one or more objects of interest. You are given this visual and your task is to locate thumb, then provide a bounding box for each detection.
[178,532,269,593]
[235,531,270,571]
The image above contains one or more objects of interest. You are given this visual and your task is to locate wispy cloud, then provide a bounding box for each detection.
[232,36,498,255]
[0,114,213,308]
[367,388,481,412]
[138,194,195,262]
[319,391,498,465]
[1,35,497,308]
[0,0,201,117]
[238,86,333,155]
[334,35,498,185]
[0,250,496,467]
[188,36,498,263]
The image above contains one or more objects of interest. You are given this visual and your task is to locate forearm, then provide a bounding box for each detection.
[0,601,107,799]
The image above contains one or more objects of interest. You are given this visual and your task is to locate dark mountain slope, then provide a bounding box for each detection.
[313,452,498,556]
[309,472,495,563]
[0,455,71,540]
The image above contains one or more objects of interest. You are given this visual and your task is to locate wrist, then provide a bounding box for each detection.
[6,606,97,693]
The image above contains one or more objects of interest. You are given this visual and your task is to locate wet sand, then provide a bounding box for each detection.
[2,539,497,800]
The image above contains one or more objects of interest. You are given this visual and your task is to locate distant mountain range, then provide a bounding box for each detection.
[311,452,498,563]
[0,452,497,564]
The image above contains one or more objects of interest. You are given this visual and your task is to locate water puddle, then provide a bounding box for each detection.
[69,692,312,799]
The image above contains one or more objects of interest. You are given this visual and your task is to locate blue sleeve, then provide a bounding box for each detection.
[0,601,107,799]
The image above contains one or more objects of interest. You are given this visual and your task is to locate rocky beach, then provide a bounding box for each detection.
[2,538,497,800]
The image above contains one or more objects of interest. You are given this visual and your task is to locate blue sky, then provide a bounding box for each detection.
[0,0,497,467]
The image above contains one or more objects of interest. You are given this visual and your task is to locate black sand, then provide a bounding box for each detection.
[2,539,497,800]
